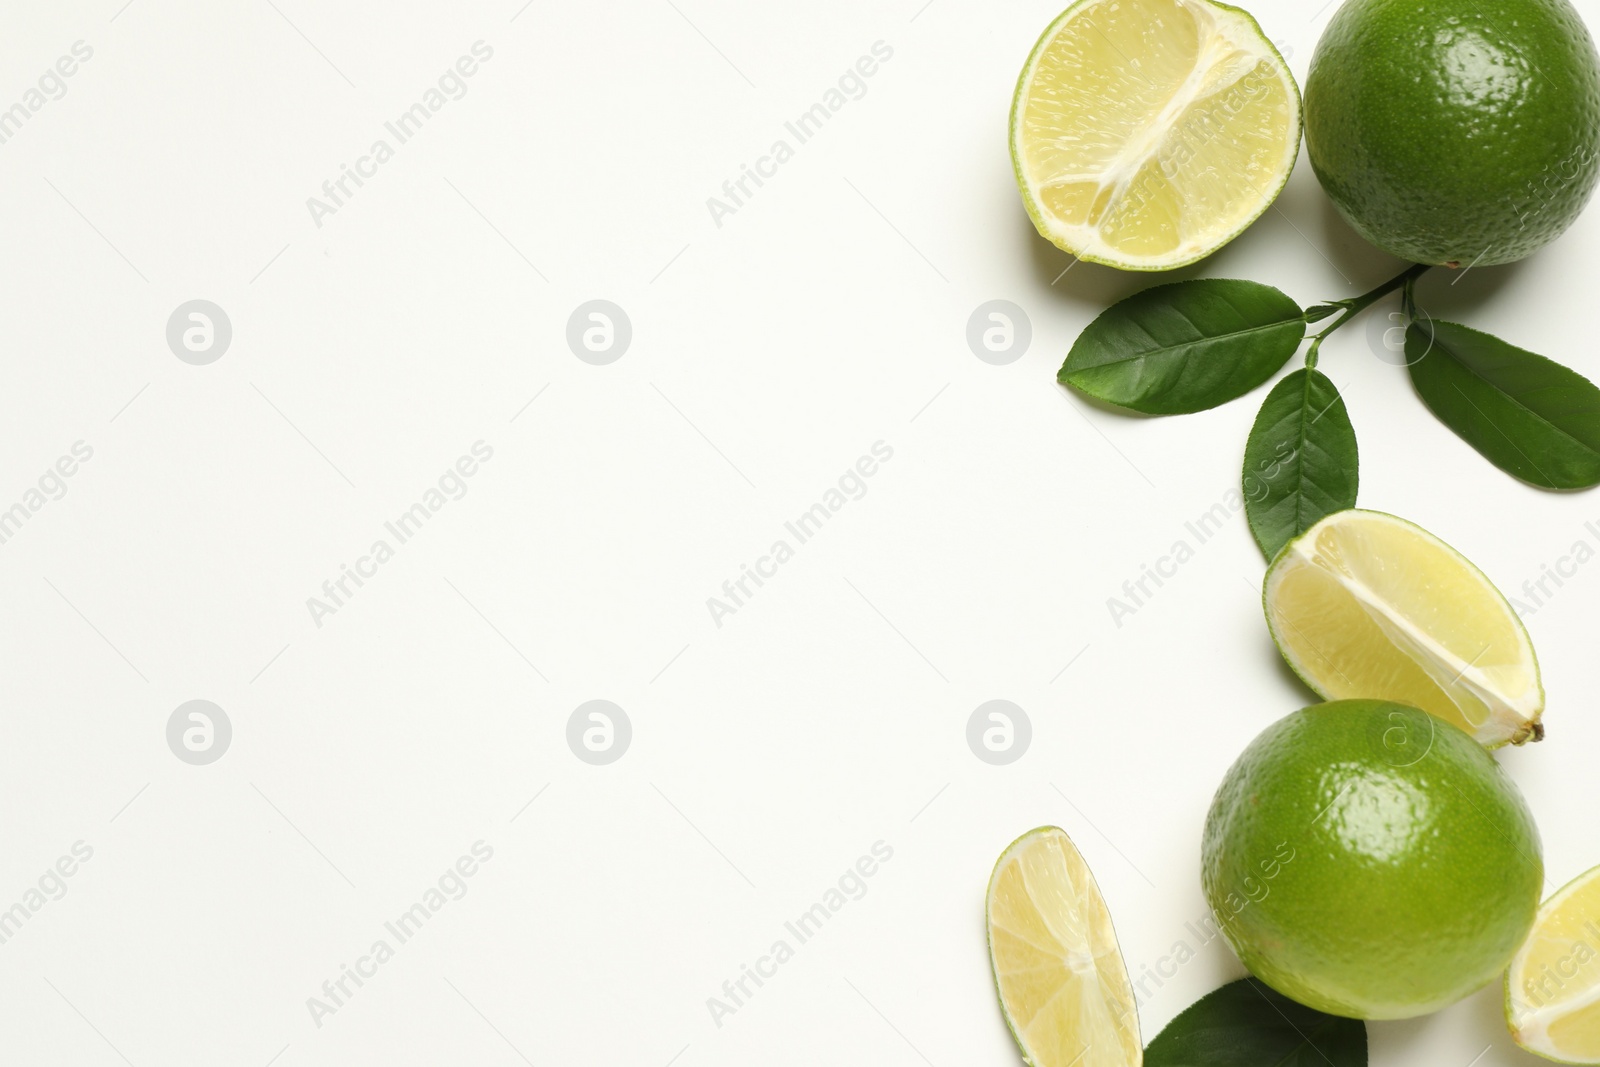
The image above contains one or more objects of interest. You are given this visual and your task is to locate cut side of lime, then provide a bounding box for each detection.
[1264,509,1543,748]
[1508,865,1600,1063]
[987,826,1141,1067]
[1010,0,1302,272]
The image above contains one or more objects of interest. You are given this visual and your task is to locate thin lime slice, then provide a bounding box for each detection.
[987,827,1141,1067]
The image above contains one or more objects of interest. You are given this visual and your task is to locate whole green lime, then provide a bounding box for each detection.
[1201,700,1543,1020]
[1305,0,1600,266]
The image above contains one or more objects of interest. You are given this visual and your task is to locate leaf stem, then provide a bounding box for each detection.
[1304,263,1433,367]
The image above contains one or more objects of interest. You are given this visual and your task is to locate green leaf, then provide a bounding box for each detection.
[1059,280,1307,415]
[1303,304,1343,323]
[1407,318,1600,489]
[1144,978,1367,1067]
[1243,368,1359,559]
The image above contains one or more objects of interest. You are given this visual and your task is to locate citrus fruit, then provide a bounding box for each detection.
[1202,699,1544,1019]
[1010,0,1302,271]
[1507,864,1600,1063]
[987,826,1142,1067]
[1304,0,1600,267]
[1264,509,1543,748]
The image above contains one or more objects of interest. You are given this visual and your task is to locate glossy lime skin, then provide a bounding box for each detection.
[1202,700,1543,1019]
[1305,0,1600,265]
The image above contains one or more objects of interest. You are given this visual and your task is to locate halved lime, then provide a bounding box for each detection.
[987,826,1141,1067]
[1011,0,1302,271]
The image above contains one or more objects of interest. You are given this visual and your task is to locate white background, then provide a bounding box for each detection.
[1,0,1597,1064]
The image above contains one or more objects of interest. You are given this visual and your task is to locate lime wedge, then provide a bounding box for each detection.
[1508,864,1600,1063]
[1264,509,1543,747]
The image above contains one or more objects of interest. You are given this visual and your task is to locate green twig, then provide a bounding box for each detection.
[1402,273,1421,321]
[1304,263,1432,368]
